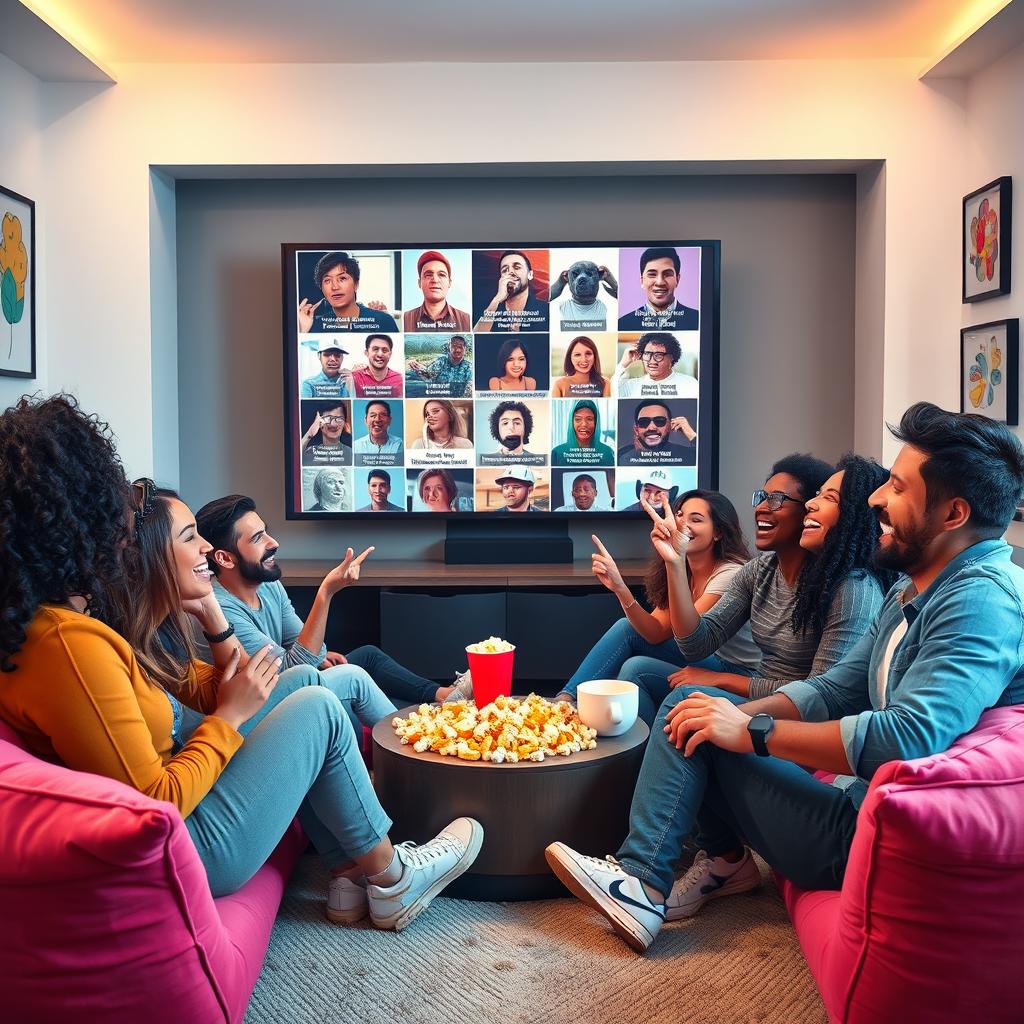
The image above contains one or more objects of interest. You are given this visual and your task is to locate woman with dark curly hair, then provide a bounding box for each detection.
[0,395,482,929]
[635,453,896,708]
[554,490,759,717]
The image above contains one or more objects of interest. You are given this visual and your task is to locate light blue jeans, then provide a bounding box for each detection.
[182,664,393,896]
[618,654,755,727]
[616,684,858,899]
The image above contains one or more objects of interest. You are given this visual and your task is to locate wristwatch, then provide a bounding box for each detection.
[747,713,775,757]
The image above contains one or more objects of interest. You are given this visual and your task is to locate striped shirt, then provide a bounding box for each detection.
[675,553,883,698]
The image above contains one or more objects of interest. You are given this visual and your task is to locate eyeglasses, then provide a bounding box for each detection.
[321,415,346,426]
[132,477,156,530]
[636,416,668,428]
[752,489,803,512]
[640,350,669,362]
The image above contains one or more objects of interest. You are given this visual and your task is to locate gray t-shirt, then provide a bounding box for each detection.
[700,562,761,670]
[676,553,883,697]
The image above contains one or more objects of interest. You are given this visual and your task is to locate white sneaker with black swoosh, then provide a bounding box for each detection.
[544,842,664,953]
[665,848,761,921]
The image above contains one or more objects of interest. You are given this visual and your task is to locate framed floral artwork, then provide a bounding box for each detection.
[961,319,1018,425]
[963,177,1012,303]
[0,184,35,379]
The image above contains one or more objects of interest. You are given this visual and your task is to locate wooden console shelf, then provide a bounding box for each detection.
[279,559,650,589]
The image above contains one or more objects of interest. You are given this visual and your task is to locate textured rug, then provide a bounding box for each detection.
[246,854,826,1024]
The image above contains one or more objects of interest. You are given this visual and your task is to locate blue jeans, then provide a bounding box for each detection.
[615,685,859,899]
[345,644,438,706]
[619,655,755,726]
[183,665,393,897]
[564,618,689,698]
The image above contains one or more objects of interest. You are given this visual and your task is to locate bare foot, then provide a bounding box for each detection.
[435,685,455,702]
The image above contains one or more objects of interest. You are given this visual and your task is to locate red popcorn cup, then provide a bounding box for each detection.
[465,643,516,708]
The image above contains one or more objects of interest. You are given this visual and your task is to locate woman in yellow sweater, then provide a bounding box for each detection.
[0,394,482,930]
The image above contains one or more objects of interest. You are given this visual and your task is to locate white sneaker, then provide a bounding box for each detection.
[442,669,474,704]
[367,817,484,931]
[544,842,664,953]
[326,873,368,924]
[665,848,761,921]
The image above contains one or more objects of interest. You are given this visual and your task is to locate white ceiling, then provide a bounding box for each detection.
[19,0,999,65]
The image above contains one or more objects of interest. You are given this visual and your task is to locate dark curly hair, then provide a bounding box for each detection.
[489,400,533,444]
[637,332,681,366]
[0,394,130,672]
[769,452,833,501]
[791,453,899,636]
[644,489,751,610]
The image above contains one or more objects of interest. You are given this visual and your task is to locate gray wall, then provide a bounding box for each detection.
[175,173,856,561]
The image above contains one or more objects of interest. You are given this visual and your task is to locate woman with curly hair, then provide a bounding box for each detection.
[632,453,896,710]
[0,395,482,929]
[554,490,760,718]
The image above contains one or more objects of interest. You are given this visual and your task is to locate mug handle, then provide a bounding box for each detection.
[609,702,623,724]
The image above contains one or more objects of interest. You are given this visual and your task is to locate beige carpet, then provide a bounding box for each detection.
[246,854,826,1024]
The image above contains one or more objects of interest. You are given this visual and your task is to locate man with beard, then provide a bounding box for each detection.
[350,335,403,398]
[492,467,543,513]
[196,495,467,710]
[485,400,543,464]
[403,250,472,332]
[475,250,548,333]
[547,402,1024,954]
[617,401,696,465]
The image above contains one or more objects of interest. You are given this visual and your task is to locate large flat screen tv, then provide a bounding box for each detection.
[283,241,719,518]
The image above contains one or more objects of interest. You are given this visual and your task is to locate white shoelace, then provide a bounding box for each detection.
[397,834,461,868]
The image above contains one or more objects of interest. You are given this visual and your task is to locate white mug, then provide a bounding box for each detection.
[576,680,639,737]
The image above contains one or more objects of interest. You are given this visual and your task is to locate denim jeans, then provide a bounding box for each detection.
[185,683,392,897]
[618,654,755,726]
[615,684,859,899]
[564,618,689,698]
[345,644,438,706]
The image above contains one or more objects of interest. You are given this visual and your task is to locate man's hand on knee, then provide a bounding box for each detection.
[663,692,754,757]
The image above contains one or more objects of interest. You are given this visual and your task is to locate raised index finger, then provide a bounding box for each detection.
[351,545,375,566]
[591,534,611,558]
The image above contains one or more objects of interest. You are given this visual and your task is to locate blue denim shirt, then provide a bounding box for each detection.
[779,538,1024,809]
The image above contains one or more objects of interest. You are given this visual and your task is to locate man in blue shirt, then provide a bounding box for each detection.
[546,402,1024,953]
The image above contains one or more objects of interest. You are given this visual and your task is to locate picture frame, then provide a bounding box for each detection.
[960,318,1019,425]
[962,176,1012,303]
[0,184,35,379]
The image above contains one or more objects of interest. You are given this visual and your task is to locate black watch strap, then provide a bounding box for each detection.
[202,623,236,644]
[748,713,775,757]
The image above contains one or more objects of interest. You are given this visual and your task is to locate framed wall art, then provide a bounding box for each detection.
[963,176,1012,303]
[961,318,1018,425]
[0,184,35,379]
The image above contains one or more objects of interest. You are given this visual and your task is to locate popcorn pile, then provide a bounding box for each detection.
[392,693,597,763]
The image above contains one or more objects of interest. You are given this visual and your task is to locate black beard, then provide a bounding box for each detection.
[237,550,282,583]
[500,434,523,450]
[872,523,930,574]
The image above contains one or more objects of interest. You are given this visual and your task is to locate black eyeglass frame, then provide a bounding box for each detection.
[751,489,804,512]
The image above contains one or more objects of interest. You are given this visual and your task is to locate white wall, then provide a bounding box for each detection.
[0,54,46,410]
[28,58,968,479]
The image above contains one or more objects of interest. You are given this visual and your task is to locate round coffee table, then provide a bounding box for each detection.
[372,707,649,901]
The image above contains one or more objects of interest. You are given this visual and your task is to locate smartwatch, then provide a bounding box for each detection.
[747,713,775,757]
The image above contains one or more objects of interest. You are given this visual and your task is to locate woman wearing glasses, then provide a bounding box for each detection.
[620,453,897,724]
[300,398,352,466]
[0,396,482,929]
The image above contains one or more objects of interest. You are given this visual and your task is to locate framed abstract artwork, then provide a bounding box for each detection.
[963,176,1012,302]
[961,319,1018,425]
[0,184,35,379]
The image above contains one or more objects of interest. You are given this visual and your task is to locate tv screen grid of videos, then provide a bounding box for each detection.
[283,241,720,517]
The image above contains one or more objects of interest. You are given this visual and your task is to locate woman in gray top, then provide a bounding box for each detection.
[625,454,897,725]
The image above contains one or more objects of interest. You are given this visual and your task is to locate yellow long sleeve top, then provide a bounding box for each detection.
[0,605,242,817]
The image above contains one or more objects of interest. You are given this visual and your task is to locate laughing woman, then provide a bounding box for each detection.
[620,453,897,723]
